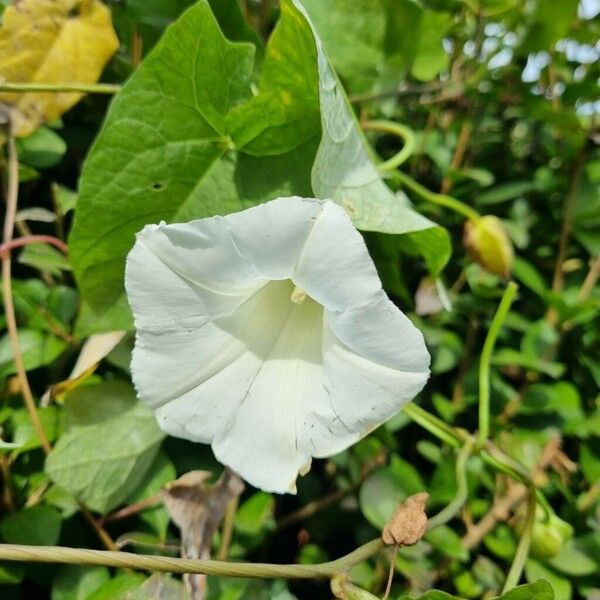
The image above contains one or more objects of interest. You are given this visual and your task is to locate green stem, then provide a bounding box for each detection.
[405,404,548,518]
[360,119,478,221]
[392,170,480,221]
[0,82,121,94]
[502,485,537,592]
[482,443,552,520]
[363,120,416,170]
[427,441,473,530]
[478,282,518,446]
[327,538,384,571]
[480,448,529,488]
[0,538,384,579]
[403,404,463,448]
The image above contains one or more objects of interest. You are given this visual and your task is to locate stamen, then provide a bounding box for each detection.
[290,285,307,304]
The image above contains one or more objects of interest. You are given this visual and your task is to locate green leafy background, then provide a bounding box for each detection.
[0,0,598,598]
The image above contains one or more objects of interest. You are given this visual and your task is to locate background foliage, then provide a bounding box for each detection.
[0,0,598,598]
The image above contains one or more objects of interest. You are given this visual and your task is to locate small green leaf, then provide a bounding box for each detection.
[123,574,187,600]
[492,579,554,599]
[389,455,426,495]
[359,466,405,530]
[51,565,110,600]
[525,561,572,600]
[125,451,175,539]
[409,9,452,81]
[0,329,67,382]
[298,543,329,565]
[478,181,537,205]
[484,524,517,560]
[397,591,461,600]
[519,382,584,433]
[573,177,600,256]
[520,0,578,53]
[0,505,62,546]
[11,406,64,453]
[46,285,78,327]
[45,381,164,514]
[547,535,600,577]
[428,456,457,506]
[235,492,275,535]
[0,563,25,585]
[425,525,469,561]
[580,440,600,485]
[18,243,71,275]
[473,556,505,593]
[45,485,79,519]
[521,321,557,359]
[86,573,147,600]
[491,348,565,379]
[16,126,66,168]
[54,185,78,215]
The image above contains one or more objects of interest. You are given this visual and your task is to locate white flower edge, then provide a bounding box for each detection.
[125,197,430,494]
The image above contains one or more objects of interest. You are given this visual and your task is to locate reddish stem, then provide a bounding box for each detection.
[0,235,68,257]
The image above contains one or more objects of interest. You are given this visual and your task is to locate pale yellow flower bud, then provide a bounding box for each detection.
[464,215,513,278]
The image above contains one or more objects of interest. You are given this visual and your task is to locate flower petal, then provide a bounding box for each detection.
[213,288,325,493]
[136,218,267,295]
[224,197,324,280]
[142,280,327,493]
[126,236,256,332]
[317,296,430,449]
[292,295,430,461]
[131,277,290,410]
[326,292,430,373]
[293,201,382,311]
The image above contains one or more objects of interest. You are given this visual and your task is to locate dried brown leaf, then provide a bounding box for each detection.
[163,469,244,600]
[381,492,429,547]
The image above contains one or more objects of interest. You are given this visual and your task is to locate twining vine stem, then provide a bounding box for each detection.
[365,119,481,221]
[362,120,416,170]
[1,135,52,454]
[0,82,121,94]
[1,131,117,552]
[427,441,473,531]
[393,169,480,221]
[478,281,518,446]
[0,539,385,579]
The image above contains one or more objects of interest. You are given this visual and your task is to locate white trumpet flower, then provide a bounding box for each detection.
[125,197,430,494]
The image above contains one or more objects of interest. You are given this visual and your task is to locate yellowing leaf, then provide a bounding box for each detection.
[0,0,118,136]
[42,330,126,404]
